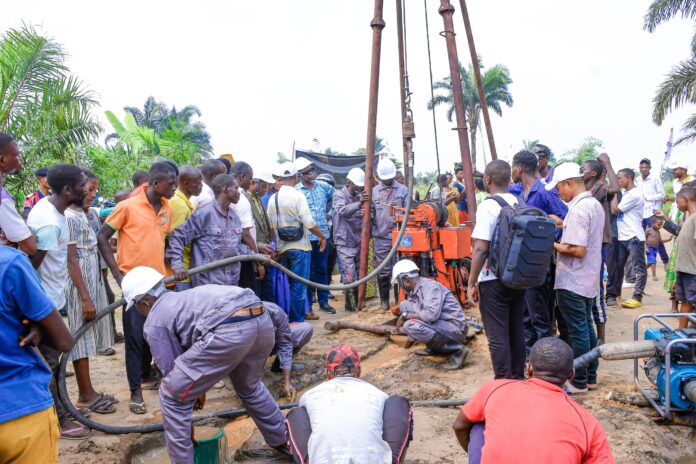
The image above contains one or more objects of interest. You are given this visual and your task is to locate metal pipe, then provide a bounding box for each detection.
[358,0,386,309]
[437,0,477,218]
[458,0,497,161]
[324,319,397,335]
[395,0,410,181]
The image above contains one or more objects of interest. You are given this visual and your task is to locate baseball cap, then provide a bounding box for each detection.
[326,343,361,376]
[294,157,313,172]
[35,167,49,177]
[254,167,276,184]
[667,159,689,170]
[545,162,583,191]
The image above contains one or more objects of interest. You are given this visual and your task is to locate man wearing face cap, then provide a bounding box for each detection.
[332,168,367,311]
[372,158,408,309]
[120,267,288,463]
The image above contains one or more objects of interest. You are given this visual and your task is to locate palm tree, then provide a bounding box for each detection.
[428,59,513,171]
[123,97,168,133]
[522,139,539,150]
[644,0,696,145]
[0,25,101,199]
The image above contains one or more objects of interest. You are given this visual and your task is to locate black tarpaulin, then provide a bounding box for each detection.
[294,151,379,187]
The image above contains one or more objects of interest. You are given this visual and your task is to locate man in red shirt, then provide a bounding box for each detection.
[453,337,614,464]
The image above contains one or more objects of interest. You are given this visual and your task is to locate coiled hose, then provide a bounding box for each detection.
[58,163,416,434]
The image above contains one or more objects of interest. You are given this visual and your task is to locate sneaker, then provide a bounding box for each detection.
[319,303,336,314]
[621,298,642,309]
[622,281,635,289]
[605,298,618,307]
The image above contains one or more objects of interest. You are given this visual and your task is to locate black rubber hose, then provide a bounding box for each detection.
[58,163,416,434]
[573,347,601,370]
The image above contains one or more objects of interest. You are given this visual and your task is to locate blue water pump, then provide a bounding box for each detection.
[642,327,696,414]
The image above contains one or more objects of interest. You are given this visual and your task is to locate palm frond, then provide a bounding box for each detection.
[644,0,696,32]
[652,58,696,125]
[427,94,453,110]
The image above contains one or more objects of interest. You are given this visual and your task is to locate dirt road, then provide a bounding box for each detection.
[58,270,696,463]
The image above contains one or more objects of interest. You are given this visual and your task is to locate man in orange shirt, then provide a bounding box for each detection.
[453,337,614,464]
[97,162,177,415]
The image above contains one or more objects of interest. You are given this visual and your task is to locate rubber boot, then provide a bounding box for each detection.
[415,333,446,356]
[352,288,360,310]
[443,344,469,370]
[393,284,400,305]
[378,278,391,310]
[344,290,355,312]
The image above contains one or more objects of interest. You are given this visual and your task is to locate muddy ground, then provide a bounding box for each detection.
[58,268,696,463]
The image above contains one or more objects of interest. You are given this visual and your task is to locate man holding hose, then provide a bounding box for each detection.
[120,267,288,463]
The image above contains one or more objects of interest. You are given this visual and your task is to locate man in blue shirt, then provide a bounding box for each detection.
[510,150,568,356]
[0,246,73,462]
[295,157,335,314]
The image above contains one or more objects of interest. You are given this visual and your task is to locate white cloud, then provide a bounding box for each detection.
[2,0,694,174]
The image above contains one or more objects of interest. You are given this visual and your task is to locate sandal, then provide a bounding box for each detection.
[129,401,147,415]
[60,422,93,440]
[98,348,116,356]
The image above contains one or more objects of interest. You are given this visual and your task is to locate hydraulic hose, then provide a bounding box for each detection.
[573,340,658,369]
[58,163,416,434]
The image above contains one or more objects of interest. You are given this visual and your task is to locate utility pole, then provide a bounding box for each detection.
[358,0,385,310]
[459,0,497,160]
[438,0,477,217]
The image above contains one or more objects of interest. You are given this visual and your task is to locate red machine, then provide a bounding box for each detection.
[390,201,472,307]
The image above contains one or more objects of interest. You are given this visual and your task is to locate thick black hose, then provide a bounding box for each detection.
[573,347,601,370]
[58,165,415,434]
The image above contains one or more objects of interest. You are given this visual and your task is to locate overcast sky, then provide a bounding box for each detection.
[3,0,694,174]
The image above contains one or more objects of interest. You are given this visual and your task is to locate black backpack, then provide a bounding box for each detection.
[486,195,557,289]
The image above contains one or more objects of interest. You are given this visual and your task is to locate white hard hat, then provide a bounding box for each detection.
[667,159,689,171]
[377,158,397,180]
[346,167,365,187]
[254,167,276,184]
[545,162,583,191]
[391,259,419,284]
[122,266,164,309]
[294,157,313,172]
[272,162,297,178]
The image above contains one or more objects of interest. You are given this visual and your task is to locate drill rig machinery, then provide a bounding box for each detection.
[390,200,472,307]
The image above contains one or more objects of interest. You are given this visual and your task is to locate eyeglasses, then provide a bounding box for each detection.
[301,168,315,175]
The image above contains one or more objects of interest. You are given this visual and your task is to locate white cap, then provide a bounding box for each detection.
[346,167,365,187]
[272,162,297,178]
[667,159,689,170]
[377,158,397,180]
[254,167,276,184]
[121,266,165,309]
[391,259,419,284]
[545,162,584,191]
[294,157,313,172]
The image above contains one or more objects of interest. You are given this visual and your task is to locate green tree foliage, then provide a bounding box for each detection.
[562,137,604,164]
[428,59,513,171]
[0,25,101,200]
[644,0,696,145]
[522,139,539,150]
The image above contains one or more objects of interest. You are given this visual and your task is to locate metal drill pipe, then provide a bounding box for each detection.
[358,0,386,309]
[396,0,410,180]
[438,0,477,217]
[458,0,497,161]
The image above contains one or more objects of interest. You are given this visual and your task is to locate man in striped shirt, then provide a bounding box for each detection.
[267,163,326,323]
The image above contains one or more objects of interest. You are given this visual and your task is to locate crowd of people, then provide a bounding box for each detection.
[2,125,692,463]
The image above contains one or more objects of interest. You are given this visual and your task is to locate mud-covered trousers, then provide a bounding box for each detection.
[374,237,396,280]
[401,319,465,344]
[336,245,360,284]
[158,312,286,463]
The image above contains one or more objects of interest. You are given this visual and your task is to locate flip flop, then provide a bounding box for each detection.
[129,401,147,415]
[60,423,92,440]
[143,381,160,391]
[79,394,117,414]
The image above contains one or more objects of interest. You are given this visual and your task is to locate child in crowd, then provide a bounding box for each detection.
[474,177,487,206]
[645,216,671,281]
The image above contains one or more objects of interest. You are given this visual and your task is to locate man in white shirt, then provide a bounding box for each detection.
[0,133,37,255]
[606,168,647,309]
[467,160,526,380]
[636,158,665,227]
[285,344,412,464]
[27,164,92,440]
